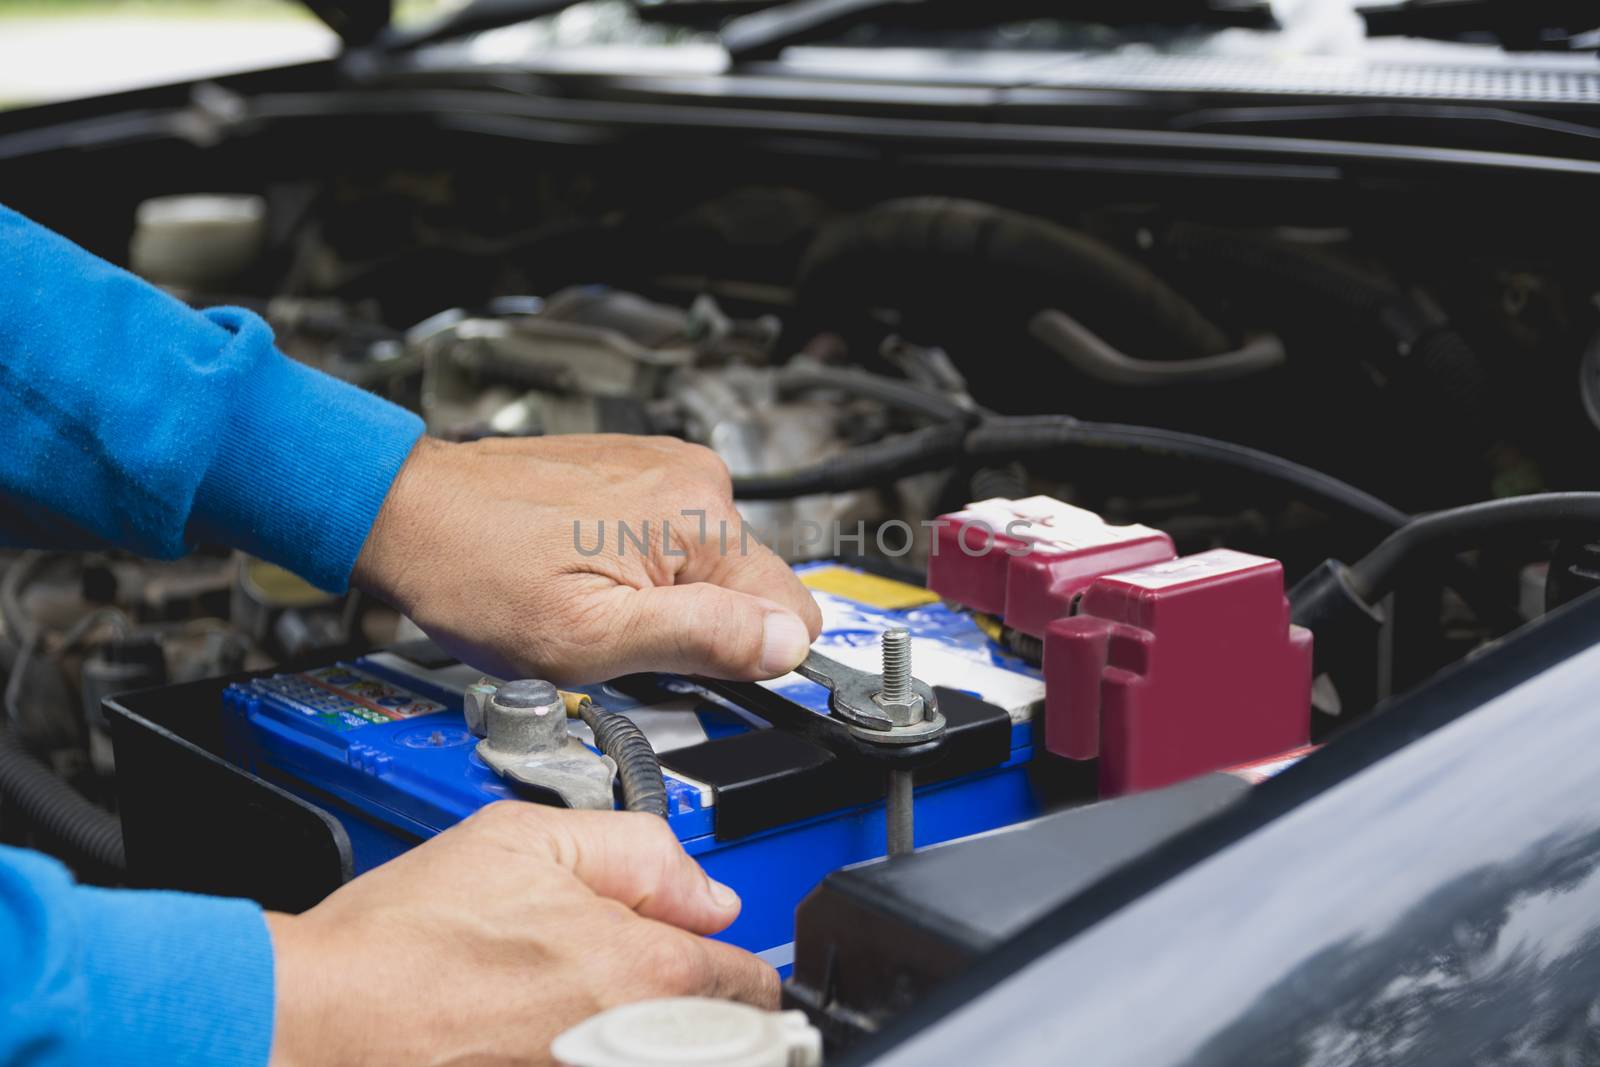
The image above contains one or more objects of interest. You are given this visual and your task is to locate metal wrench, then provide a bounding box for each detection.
[796,639,947,855]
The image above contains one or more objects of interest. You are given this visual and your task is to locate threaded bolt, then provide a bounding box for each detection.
[880,628,912,704]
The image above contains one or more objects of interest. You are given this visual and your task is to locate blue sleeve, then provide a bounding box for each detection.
[0,202,424,592]
[0,845,275,1066]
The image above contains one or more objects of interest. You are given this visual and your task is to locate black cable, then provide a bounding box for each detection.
[0,553,129,869]
[578,702,668,819]
[966,417,1410,533]
[0,730,125,871]
[732,409,1520,632]
[733,414,1407,533]
[1346,493,1600,603]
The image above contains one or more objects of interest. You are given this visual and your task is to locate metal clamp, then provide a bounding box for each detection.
[471,679,617,811]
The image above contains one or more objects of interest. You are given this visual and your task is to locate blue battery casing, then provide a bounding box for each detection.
[221,564,1044,967]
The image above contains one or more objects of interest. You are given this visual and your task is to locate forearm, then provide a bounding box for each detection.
[0,845,275,1066]
[0,203,423,591]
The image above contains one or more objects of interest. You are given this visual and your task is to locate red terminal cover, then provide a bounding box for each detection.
[927,497,1176,633]
[1043,549,1312,797]
[926,498,1038,616]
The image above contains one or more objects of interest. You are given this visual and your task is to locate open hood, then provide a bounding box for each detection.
[296,0,1600,52]
[300,0,391,47]
[300,0,592,50]
[1359,0,1600,50]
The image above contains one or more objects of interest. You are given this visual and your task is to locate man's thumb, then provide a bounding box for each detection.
[615,583,812,681]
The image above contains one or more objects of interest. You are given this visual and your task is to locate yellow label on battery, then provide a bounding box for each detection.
[800,566,939,610]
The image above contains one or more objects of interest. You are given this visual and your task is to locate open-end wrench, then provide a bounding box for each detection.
[795,634,946,854]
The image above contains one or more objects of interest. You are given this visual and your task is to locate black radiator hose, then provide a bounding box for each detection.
[0,729,125,871]
[579,702,668,819]
[795,198,1232,373]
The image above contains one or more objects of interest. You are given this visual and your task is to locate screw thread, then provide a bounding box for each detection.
[881,628,912,704]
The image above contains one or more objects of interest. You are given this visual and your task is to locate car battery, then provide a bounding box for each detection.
[218,562,1044,969]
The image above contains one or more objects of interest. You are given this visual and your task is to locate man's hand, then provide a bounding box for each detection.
[352,435,823,685]
[266,802,776,1067]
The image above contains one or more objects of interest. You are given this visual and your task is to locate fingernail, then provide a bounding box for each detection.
[759,613,810,675]
[709,877,740,911]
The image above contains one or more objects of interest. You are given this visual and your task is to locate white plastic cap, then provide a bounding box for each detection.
[551,998,822,1067]
[130,193,266,289]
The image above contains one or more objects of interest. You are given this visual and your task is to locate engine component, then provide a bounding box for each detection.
[0,729,125,873]
[552,997,822,1067]
[1546,537,1600,612]
[413,287,775,438]
[734,409,1411,536]
[927,496,1175,636]
[404,290,876,560]
[1028,309,1286,388]
[129,194,266,290]
[793,198,1232,412]
[1291,491,1600,677]
[1044,549,1312,795]
[785,773,1252,1048]
[472,679,618,812]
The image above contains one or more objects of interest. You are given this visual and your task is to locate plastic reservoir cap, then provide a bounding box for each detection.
[130,194,266,289]
[551,998,822,1067]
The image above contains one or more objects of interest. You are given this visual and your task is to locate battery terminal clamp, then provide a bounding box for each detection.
[469,678,619,811]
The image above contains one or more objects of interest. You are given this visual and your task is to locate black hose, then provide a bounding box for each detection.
[1164,224,1492,494]
[579,702,668,819]
[733,422,967,500]
[730,403,1522,632]
[967,417,1410,532]
[799,199,1231,361]
[0,729,125,871]
[970,463,1029,502]
[1347,493,1600,603]
[775,363,976,425]
[734,415,1407,533]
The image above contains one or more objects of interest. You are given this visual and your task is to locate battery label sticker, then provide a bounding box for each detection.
[254,667,446,732]
[799,566,940,611]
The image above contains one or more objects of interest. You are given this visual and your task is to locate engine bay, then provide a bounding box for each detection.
[6,72,1600,1059]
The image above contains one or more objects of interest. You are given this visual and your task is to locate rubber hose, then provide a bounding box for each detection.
[734,415,1407,533]
[970,463,1029,501]
[579,703,668,819]
[0,729,125,870]
[798,198,1231,361]
[965,417,1410,532]
[732,421,967,500]
[1348,493,1600,603]
[775,363,975,425]
[1165,223,1489,423]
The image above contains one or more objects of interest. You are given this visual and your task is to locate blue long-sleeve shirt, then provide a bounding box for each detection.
[1,203,426,1063]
